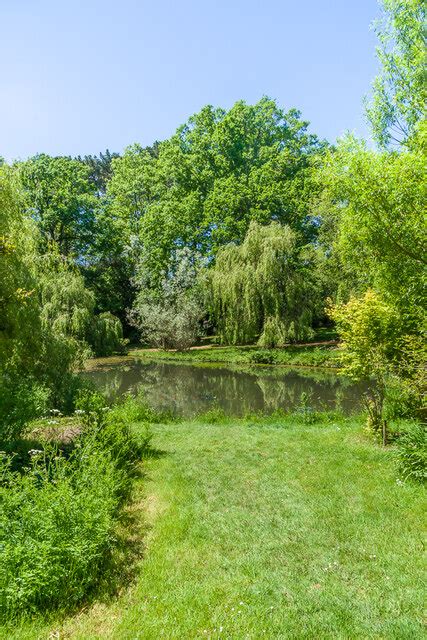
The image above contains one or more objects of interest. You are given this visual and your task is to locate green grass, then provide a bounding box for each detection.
[5,414,425,639]
[133,342,340,368]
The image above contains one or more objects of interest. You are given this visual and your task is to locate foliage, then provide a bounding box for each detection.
[78,149,120,195]
[248,350,277,365]
[396,422,427,483]
[329,291,424,438]
[0,394,142,620]
[322,139,426,321]
[365,0,426,148]
[329,291,402,382]
[91,312,125,357]
[0,168,77,438]
[108,98,326,284]
[18,154,97,258]
[209,221,317,345]
[131,248,205,350]
[0,167,122,440]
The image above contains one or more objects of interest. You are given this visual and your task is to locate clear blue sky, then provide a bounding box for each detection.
[1,0,379,160]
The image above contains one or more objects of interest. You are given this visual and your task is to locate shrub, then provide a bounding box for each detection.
[248,350,277,365]
[0,376,50,441]
[0,393,142,620]
[396,423,427,483]
[108,392,176,425]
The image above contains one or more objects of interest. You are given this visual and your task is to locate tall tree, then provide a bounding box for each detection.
[18,154,97,258]
[209,222,319,346]
[78,149,120,195]
[108,98,327,289]
[365,0,426,148]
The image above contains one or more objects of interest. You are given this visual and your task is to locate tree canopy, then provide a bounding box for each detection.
[209,221,318,346]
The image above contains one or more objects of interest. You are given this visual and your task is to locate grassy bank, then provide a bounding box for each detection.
[133,341,341,369]
[6,413,424,639]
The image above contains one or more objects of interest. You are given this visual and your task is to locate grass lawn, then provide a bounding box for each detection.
[4,416,425,639]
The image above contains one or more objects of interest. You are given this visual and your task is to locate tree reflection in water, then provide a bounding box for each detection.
[84,359,367,417]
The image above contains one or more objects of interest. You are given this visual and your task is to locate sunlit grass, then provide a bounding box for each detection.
[4,416,424,639]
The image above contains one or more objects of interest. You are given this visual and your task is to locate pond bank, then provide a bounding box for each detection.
[131,341,341,369]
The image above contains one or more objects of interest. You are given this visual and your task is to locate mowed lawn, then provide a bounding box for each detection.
[6,418,425,639]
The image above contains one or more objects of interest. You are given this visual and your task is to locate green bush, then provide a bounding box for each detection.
[108,392,176,425]
[0,393,142,620]
[0,375,50,441]
[248,350,277,365]
[396,423,427,483]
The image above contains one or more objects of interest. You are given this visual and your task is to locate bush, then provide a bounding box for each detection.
[108,392,176,425]
[0,375,50,441]
[132,299,202,351]
[0,393,142,620]
[248,350,277,365]
[396,423,427,483]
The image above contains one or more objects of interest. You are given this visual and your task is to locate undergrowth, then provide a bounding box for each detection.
[0,391,147,622]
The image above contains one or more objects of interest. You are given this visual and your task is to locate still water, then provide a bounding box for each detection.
[84,357,366,417]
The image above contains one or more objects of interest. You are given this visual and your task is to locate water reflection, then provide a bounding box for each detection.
[84,358,366,417]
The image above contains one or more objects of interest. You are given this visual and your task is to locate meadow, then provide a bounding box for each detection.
[2,410,425,639]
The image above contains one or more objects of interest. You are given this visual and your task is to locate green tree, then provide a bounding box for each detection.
[366,0,426,148]
[322,137,426,323]
[209,221,318,346]
[108,98,326,288]
[78,149,120,195]
[18,154,97,257]
[130,248,204,350]
[0,167,81,437]
[330,291,425,442]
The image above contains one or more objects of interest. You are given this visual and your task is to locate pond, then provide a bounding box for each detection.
[83,357,367,417]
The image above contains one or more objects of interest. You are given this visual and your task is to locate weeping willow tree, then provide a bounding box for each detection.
[37,250,124,358]
[209,221,318,346]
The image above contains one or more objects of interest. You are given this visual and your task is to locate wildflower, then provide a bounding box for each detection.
[75,409,85,415]
[28,449,43,456]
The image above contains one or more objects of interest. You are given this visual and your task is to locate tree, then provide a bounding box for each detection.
[0,164,125,439]
[0,167,81,437]
[329,291,424,443]
[130,248,205,350]
[78,149,120,195]
[209,222,318,346]
[108,98,326,288]
[18,154,97,258]
[37,249,124,357]
[322,137,426,323]
[366,0,426,148]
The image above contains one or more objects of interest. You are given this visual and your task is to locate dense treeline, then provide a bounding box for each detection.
[1,0,425,438]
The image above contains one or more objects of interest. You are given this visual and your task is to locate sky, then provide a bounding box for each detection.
[0,0,380,161]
